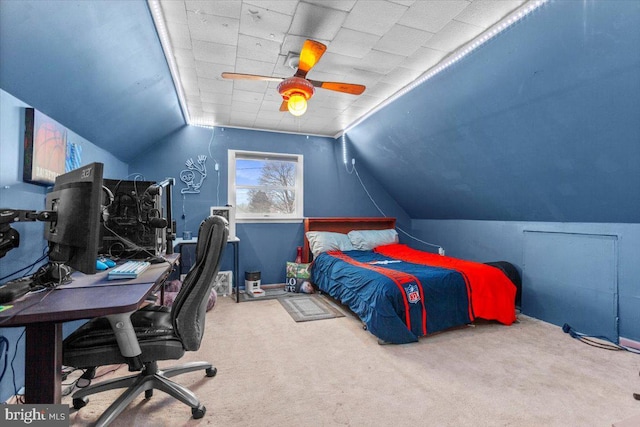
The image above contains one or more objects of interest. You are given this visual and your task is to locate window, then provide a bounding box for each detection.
[228,150,304,222]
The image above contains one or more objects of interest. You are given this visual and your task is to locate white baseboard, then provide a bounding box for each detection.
[619,337,640,350]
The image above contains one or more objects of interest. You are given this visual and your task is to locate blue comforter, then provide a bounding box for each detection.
[311,250,472,344]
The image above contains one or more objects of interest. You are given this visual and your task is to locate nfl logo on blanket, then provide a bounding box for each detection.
[406,284,421,303]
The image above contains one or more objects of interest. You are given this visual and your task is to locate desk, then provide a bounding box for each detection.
[175,237,240,303]
[0,254,179,404]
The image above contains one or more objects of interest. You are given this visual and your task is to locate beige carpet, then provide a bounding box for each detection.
[63,295,640,427]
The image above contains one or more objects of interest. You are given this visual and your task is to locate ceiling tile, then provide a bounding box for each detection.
[358,49,406,75]
[244,0,298,16]
[398,0,471,33]
[342,69,384,88]
[185,1,242,19]
[166,21,192,49]
[382,66,424,84]
[312,51,361,76]
[173,47,196,68]
[202,102,232,114]
[231,99,261,113]
[330,28,380,59]
[232,57,277,76]
[201,91,232,104]
[256,108,285,120]
[187,10,239,45]
[232,79,270,93]
[402,46,447,71]
[178,66,198,85]
[195,61,229,80]
[230,110,258,126]
[161,0,188,24]
[288,2,347,40]
[389,0,416,6]
[455,0,525,28]
[192,40,236,65]
[423,19,484,52]
[239,3,292,43]
[237,34,282,63]
[364,81,401,99]
[374,24,434,56]
[198,76,229,93]
[343,0,408,36]
[197,76,233,94]
[303,0,357,12]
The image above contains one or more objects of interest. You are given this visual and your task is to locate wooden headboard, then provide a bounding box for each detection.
[302,217,396,263]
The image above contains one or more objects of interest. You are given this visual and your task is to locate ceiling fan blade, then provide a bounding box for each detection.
[221,72,284,82]
[279,100,289,112]
[295,40,327,78]
[308,80,366,95]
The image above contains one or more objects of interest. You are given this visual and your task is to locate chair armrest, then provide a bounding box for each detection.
[106,311,144,371]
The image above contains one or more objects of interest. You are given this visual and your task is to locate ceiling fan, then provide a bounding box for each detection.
[221,39,366,117]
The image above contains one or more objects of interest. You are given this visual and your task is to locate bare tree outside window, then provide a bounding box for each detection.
[231,152,302,219]
[247,161,295,213]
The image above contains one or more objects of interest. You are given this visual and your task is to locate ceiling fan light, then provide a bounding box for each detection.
[288,93,307,116]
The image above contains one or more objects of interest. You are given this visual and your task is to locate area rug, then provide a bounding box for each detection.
[278,294,345,322]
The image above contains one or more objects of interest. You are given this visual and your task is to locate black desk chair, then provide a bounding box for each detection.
[63,215,228,426]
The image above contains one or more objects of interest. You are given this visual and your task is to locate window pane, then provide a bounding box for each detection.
[236,188,296,215]
[230,150,303,221]
[235,159,265,186]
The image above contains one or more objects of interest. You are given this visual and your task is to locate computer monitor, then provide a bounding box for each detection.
[44,162,104,274]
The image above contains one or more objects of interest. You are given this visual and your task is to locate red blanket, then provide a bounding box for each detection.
[374,244,516,325]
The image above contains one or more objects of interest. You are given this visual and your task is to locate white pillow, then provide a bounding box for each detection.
[305,231,354,257]
[347,229,398,250]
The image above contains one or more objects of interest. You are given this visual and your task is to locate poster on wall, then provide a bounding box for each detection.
[23,108,68,185]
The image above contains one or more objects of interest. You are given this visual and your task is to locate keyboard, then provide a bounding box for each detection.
[107,260,151,280]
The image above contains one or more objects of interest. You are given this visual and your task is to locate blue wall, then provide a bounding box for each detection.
[411,219,640,343]
[129,125,410,284]
[0,89,129,402]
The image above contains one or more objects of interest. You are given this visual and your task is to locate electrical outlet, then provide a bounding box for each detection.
[438,247,445,256]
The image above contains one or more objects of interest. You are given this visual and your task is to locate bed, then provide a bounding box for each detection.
[303,217,518,344]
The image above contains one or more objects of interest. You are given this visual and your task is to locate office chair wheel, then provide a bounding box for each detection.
[206,367,217,377]
[73,397,88,409]
[145,389,153,399]
[192,404,206,419]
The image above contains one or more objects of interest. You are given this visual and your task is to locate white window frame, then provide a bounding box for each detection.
[228,149,304,223]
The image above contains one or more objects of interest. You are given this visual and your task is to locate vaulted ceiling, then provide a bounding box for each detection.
[2,1,638,224]
[0,1,535,162]
[150,0,529,136]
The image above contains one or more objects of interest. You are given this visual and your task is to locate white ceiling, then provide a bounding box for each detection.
[151,0,529,137]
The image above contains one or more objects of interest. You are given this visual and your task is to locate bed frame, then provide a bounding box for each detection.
[302,217,396,263]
